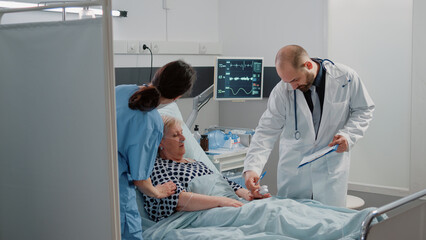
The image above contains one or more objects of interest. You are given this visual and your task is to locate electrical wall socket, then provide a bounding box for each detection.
[151,42,160,54]
[139,42,152,54]
[127,41,139,54]
[199,42,222,55]
[113,40,221,55]
[150,41,199,54]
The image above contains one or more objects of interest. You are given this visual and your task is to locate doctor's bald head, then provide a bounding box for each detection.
[275,45,316,92]
[275,45,310,69]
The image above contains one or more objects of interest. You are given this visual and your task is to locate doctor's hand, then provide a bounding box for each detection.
[328,135,348,153]
[155,181,177,199]
[244,171,271,199]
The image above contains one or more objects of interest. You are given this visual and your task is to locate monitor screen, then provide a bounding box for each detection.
[214,57,264,101]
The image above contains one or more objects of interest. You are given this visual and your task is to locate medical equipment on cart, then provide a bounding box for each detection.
[206,130,241,150]
[192,125,201,143]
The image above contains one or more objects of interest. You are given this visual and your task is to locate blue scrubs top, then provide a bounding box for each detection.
[115,84,163,240]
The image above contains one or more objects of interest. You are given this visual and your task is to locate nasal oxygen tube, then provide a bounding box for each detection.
[163,137,185,143]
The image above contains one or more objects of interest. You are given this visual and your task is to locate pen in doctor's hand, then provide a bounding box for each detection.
[256,171,267,185]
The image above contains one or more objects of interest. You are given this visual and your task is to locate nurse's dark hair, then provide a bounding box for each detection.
[128,60,196,111]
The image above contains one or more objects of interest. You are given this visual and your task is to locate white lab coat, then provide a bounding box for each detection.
[244,61,375,207]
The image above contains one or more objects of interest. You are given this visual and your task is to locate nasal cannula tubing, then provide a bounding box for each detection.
[163,136,185,143]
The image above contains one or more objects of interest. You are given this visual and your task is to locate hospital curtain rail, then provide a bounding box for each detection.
[0,2,120,240]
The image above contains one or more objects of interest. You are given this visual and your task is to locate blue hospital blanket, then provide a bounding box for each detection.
[142,174,381,240]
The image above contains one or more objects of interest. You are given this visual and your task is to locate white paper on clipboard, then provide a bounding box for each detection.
[298,145,338,168]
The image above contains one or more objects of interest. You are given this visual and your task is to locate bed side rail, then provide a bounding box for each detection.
[360,188,426,240]
[186,84,213,129]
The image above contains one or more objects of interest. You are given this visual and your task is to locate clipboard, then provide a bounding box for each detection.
[298,145,338,168]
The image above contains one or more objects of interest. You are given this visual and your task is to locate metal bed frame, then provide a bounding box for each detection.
[361,188,426,240]
[186,84,214,129]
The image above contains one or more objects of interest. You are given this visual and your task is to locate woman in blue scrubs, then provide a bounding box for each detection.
[115,60,196,240]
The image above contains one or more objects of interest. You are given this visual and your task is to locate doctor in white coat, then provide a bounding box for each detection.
[244,45,374,207]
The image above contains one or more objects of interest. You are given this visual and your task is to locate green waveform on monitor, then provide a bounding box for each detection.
[224,86,253,95]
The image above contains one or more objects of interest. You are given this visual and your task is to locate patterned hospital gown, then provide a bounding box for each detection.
[144,157,242,221]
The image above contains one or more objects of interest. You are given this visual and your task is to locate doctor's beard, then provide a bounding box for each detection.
[298,71,316,92]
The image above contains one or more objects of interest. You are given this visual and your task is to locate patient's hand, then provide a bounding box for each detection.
[236,188,253,201]
[254,190,271,199]
[217,196,244,208]
[155,181,177,198]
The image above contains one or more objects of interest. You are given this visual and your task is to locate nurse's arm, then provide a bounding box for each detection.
[175,191,243,212]
[134,178,176,199]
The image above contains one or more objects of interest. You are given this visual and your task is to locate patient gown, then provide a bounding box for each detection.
[144,157,242,221]
[116,84,163,240]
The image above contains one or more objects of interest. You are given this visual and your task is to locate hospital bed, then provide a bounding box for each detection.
[136,101,426,240]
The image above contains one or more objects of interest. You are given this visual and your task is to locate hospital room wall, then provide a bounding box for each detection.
[328,0,426,197]
[111,0,221,132]
[217,0,328,195]
[410,0,426,195]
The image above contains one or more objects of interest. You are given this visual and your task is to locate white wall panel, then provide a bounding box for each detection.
[218,0,327,67]
[410,0,426,193]
[328,0,413,191]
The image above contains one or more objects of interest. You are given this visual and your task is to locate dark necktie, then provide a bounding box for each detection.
[303,89,314,114]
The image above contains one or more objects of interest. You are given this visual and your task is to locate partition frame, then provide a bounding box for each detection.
[0,1,120,239]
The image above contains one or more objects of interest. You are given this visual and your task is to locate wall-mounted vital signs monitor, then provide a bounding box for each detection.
[214,57,264,101]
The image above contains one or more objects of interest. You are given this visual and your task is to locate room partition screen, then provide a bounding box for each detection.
[0,3,119,240]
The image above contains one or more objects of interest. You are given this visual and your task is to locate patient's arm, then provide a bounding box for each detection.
[176,191,243,212]
[134,178,176,199]
[236,188,253,201]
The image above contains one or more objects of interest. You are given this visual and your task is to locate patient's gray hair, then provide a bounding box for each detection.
[161,115,182,134]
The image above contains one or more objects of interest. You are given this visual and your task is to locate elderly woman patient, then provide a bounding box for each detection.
[142,115,381,240]
[143,115,258,221]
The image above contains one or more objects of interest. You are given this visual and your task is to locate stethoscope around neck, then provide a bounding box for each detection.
[293,58,334,140]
